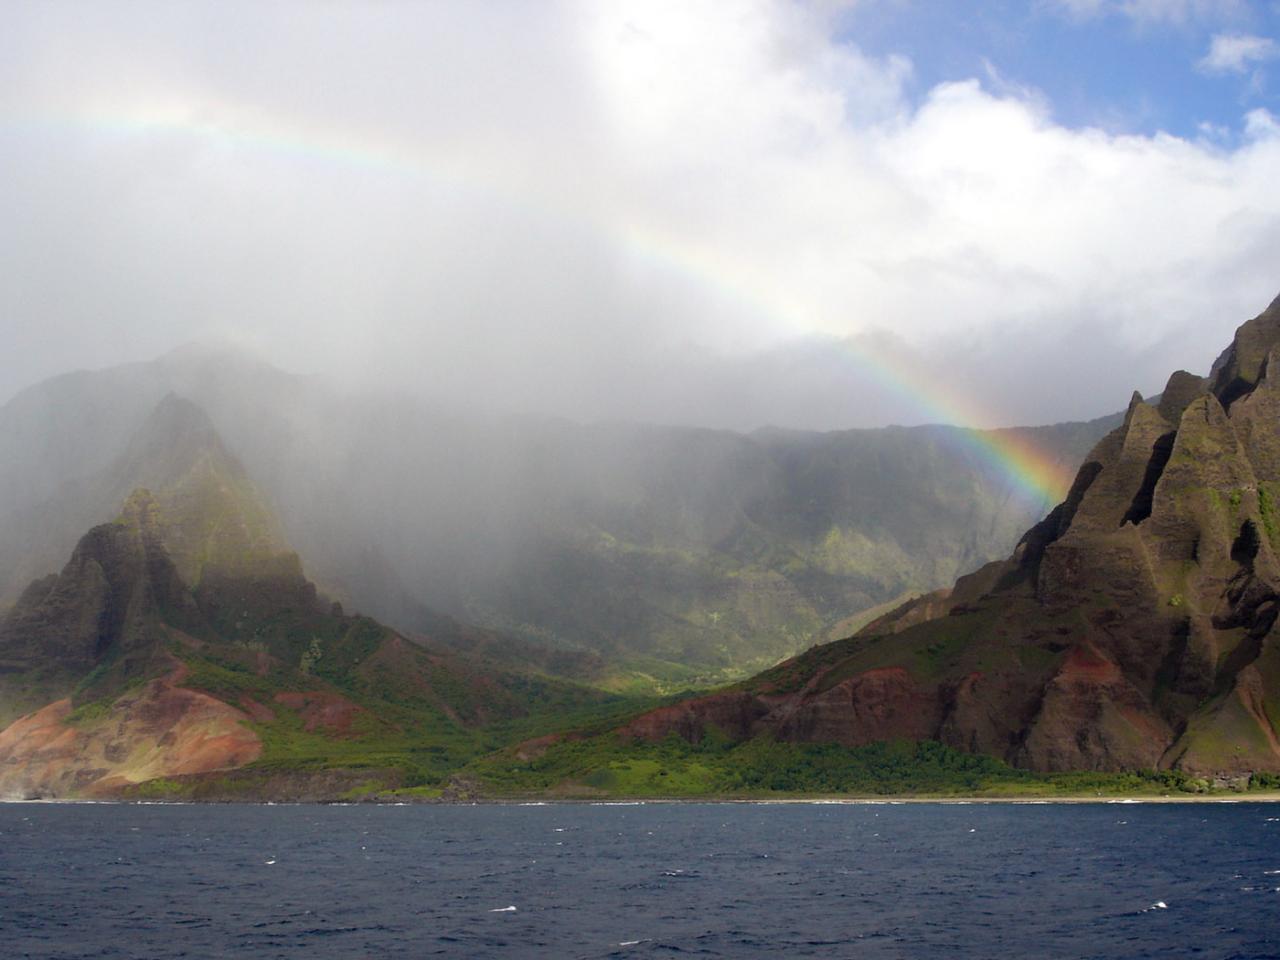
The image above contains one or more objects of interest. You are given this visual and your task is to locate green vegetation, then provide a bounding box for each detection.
[128,777,188,799]
[64,697,116,727]
[170,636,663,795]
[1260,483,1280,549]
[464,730,1255,800]
[66,671,149,724]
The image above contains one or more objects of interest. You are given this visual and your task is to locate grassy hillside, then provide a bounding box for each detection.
[461,730,1266,800]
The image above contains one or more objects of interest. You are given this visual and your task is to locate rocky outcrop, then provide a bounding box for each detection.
[773,668,941,746]
[0,667,261,799]
[0,490,201,694]
[620,691,772,742]
[1015,642,1173,772]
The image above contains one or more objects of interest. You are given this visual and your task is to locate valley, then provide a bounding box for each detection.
[3,294,1280,800]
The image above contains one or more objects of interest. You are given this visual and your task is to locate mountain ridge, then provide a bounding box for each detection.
[0,350,1119,687]
[504,291,1280,783]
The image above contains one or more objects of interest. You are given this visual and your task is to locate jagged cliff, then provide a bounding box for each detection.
[618,294,1280,777]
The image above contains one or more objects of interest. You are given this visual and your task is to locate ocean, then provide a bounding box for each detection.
[2,800,1277,958]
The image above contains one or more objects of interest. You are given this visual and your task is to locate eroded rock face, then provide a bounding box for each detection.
[0,676,261,799]
[773,668,940,746]
[1211,293,1280,406]
[272,692,365,737]
[616,667,939,749]
[620,691,771,743]
[1016,643,1172,772]
[0,492,197,679]
[615,293,1280,777]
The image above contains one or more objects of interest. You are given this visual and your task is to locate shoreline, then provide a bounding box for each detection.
[6,791,1280,806]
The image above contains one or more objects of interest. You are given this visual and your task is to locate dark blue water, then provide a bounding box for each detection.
[2,800,1278,959]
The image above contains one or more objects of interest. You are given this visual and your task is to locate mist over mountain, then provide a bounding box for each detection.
[0,401,625,798]
[0,347,1115,688]
[5,2,1278,438]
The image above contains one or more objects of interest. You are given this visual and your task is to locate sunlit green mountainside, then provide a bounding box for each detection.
[0,399,632,799]
[0,348,1115,688]
[483,293,1280,794]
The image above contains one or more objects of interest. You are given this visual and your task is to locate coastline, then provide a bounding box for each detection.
[6,791,1280,805]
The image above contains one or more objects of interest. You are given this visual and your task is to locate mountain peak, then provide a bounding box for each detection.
[1157,370,1207,424]
[157,339,272,371]
[1210,291,1280,408]
[108,396,291,586]
[0,492,199,701]
[149,391,218,433]
[111,394,228,491]
[119,487,162,531]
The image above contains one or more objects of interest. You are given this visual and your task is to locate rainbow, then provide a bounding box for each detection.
[19,100,1082,508]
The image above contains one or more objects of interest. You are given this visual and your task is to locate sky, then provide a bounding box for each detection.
[2,0,1279,431]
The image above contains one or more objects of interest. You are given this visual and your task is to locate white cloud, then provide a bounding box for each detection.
[1245,107,1280,138]
[1049,0,1111,20]
[1121,0,1246,23]
[0,0,1278,429]
[1050,0,1249,24]
[1198,32,1278,73]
